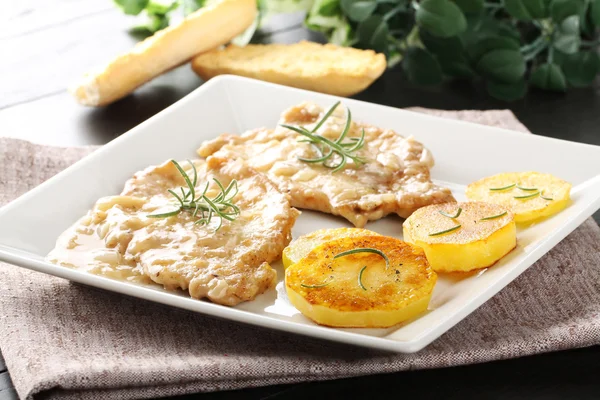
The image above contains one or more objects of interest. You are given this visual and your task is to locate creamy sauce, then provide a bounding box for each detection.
[47,158,299,306]
[198,102,454,227]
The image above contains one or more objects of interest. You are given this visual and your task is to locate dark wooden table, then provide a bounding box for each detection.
[2,2,600,399]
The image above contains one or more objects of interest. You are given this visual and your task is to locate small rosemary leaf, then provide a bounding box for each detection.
[298,149,334,163]
[189,160,198,187]
[358,266,367,291]
[148,209,181,218]
[439,207,462,219]
[335,107,352,144]
[171,160,195,200]
[514,191,540,199]
[331,157,348,173]
[540,191,554,201]
[489,183,516,191]
[429,224,462,236]
[480,211,508,221]
[167,189,184,207]
[311,101,341,133]
[516,185,538,191]
[301,282,330,289]
[334,248,390,269]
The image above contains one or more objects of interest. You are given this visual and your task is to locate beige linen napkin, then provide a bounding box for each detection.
[1,110,599,400]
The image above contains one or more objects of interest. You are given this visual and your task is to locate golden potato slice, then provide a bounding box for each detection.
[403,201,516,273]
[285,235,437,328]
[282,228,380,269]
[466,172,571,223]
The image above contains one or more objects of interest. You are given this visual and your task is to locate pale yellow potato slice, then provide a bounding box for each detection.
[282,227,380,269]
[403,201,516,273]
[465,172,571,223]
[285,235,437,328]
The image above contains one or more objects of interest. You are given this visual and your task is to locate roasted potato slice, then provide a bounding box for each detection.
[466,172,571,223]
[403,201,516,273]
[285,235,437,328]
[282,227,380,269]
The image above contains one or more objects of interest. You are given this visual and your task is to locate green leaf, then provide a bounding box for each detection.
[560,14,581,33]
[553,15,581,54]
[146,0,179,15]
[316,0,341,16]
[419,30,472,78]
[419,30,464,58]
[341,0,377,22]
[530,63,567,91]
[468,36,520,63]
[554,34,581,53]
[562,51,600,87]
[386,10,415,37]
[550,0,584,23]
[438,55,475,78]
[592,0,600,26]
[130,12,169,34]
[461,15,521,49]
[452,0,484,14]
[114,0,149,15]
[306,2,353,46]
[416,0,467,38]
[476,49,526,83]
[486,80,527,101]
[356,15,390,53]
[504,0,547,20]
[402,47,444,85]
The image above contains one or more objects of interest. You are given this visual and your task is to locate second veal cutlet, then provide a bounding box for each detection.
[198,102,455,227]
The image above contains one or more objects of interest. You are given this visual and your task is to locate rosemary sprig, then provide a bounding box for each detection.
[514,191,540,199]
[334,248,390,269]
[489,183,516,191]
[147,160,240,231]
[301,282,330,289]
[439,207,462,219]
[480,211,508,221]
[358,266,367,291]
[517,185,538,191]
[429,224,462,236]
[280,101,366,172]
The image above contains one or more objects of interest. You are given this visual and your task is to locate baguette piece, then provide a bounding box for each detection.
[191,41,387,96]
[70,0,256,106]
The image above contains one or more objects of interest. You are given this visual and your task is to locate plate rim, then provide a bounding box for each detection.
[1,75,600,353]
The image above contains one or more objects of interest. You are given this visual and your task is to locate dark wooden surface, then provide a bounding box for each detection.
[1,2,600,399]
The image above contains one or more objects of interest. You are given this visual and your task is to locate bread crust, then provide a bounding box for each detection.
[191,41,387,97]
[70,0,257,106]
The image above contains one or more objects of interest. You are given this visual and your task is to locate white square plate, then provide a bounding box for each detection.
[1,76,600,353]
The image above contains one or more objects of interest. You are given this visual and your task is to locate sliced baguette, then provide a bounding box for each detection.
[70,0,256,106]
[191,41,387,96]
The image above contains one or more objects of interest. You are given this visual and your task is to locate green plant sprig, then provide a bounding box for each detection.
[429,224,462,236]
[334,247,390,269]
[280,101,366,173]
[480,211,508,221]
[358,266,368,291]
[148,160,240,231]
[439,207,463,219]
